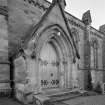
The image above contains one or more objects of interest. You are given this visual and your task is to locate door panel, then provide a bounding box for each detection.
[39,43,59,88]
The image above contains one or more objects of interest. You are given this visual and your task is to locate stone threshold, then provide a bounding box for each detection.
[33,88,83,104]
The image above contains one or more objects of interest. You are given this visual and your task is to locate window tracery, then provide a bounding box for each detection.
[90,38,99,69]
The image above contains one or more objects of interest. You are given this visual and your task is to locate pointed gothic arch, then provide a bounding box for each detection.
[90,38,99,68]
[26,24,76,88]
[34,24,76,60]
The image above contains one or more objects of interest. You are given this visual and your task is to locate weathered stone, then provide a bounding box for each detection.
[0,0,104,102]
[0,6,10,93]
[99,24,105,34]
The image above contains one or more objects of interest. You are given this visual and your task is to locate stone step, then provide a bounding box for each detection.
[33,89,82,105]
[49,93,82,102]
[43,89,83,103]
[47,90,98,102]
[45,88,82,97]
[33,89,98,104]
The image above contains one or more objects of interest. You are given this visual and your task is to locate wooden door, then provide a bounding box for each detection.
[39,43,59,89]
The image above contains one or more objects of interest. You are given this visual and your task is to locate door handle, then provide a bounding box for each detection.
[51,73,53,77]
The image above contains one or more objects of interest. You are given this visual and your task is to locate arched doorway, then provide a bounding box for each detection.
[39,42,60,88]
[34,25,75,90]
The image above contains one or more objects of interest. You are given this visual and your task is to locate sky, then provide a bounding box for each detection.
[47,0,105,29]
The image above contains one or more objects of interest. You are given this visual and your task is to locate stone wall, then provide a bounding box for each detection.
[9,0,44,56]
[0,10,11,95]
[9,0,105,97]
[99,25,105,83]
